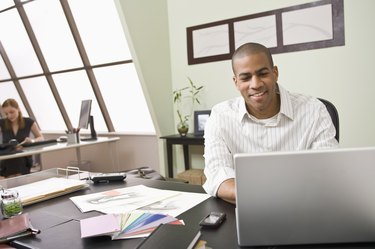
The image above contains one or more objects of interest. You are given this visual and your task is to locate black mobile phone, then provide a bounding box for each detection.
[199,211,226,228]
[90,173,126,183]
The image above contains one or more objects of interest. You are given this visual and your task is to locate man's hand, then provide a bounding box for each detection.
[217,178,236,204]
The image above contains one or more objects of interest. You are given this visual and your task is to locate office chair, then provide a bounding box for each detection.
[318,98,340,142]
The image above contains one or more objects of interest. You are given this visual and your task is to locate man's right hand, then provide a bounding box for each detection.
[217,178,236,204]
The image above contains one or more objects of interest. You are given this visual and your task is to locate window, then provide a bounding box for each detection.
[0,0,155,134]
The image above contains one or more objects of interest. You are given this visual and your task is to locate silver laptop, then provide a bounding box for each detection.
[234,147,375,247]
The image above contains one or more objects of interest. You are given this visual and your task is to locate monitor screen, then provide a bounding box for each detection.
[78,99,92,129]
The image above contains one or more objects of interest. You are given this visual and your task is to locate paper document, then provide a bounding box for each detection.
[70,185,179,213]
[70,185,210,217]
[11,177,88,206]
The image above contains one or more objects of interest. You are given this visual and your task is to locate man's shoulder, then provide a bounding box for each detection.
[286,92,326,119]
[212,97,242,112]
[289,91,322,107]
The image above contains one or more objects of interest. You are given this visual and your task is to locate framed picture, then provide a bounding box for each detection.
[186,0,344,65]
[194,110,211,136]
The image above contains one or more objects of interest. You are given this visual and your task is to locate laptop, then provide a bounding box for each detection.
[234,147,375,247]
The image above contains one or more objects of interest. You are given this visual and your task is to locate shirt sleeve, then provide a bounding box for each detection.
[310,101,339,149]
[203,108,235,197]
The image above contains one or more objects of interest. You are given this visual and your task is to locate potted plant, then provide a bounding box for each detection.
[173,77,204,136]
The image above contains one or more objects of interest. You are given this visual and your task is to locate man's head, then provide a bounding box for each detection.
[232,43,280,119]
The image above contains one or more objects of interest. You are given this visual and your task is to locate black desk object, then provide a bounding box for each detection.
[8,174,375,249]
[21,139,57,147]
[136,223,201,249]
[160,133,204,178]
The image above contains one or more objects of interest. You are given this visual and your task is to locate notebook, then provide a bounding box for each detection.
[234,147,375,247]
[136,223,201,249]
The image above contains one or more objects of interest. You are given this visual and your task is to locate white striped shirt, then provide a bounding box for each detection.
[203,84,338,196]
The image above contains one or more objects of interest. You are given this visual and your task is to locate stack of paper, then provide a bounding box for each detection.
[11,177,89,206]
[80,211,183,240]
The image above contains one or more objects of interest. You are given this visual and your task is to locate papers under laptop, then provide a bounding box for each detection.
[234,147,375,247]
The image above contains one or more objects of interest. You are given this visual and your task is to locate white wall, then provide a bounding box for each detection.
[165,0,375,174]
[116,0,375,176]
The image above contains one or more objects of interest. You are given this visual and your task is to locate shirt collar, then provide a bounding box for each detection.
[278,84,294,120]
[238,83,294,123]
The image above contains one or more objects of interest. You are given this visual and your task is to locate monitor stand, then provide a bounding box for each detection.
[80,115,97,141]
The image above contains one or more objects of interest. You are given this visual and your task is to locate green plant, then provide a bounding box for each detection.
[173,77,204,127]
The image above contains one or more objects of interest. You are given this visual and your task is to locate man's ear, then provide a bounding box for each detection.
[273,66,279,81]
[233,76,240,90]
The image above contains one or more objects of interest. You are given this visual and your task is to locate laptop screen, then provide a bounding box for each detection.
[234,147,375,247]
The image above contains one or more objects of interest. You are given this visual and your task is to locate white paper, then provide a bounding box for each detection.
[70,185,179,213]
[11,177,88,204]
[70,185,211,217]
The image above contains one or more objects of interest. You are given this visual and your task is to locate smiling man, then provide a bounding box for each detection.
[203,43,338,204]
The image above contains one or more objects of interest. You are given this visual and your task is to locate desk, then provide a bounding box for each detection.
[6,171,236,249]
[0,137,120,172]
[4,171,375,249]
[160,134,204,178]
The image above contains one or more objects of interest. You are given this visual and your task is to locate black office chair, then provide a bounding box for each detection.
[318,98,340,142]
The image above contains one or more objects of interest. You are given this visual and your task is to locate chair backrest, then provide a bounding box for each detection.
[318,98,339,142]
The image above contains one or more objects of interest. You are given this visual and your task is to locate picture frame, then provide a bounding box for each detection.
[194,110,211,136]
[186,0,344,65]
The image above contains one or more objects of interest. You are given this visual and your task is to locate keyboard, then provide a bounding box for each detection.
[22,139,58,147]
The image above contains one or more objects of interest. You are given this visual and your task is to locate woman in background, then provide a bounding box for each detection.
[0,98,44,177]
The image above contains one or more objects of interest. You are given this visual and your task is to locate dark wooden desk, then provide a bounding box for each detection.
[160,133,204,178]
[8,174,375,249]
[11,176,236,249]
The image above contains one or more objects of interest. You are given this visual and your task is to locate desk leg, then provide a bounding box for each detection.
[109,140,120,172]
[166,142,173,178]
[75,147,83,170]
[183,145,189,171]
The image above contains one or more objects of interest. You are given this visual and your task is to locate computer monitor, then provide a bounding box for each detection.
[78,99,92,130]
[78,99,97,141]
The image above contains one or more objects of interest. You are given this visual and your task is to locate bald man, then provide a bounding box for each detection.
[203,43,338,204]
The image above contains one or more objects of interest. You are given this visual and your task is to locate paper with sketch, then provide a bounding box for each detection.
[70,185,179,213]
[100,190,211,217]
[70,185,211,217]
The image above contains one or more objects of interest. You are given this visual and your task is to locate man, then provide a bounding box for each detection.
[203,43,338,204]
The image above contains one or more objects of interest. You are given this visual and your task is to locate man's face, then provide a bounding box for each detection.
[233,52,279,119]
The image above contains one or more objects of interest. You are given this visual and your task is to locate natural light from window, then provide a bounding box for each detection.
[0,0,155,134]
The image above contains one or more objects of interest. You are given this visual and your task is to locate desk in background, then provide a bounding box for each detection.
[0,137,120,172]
[160,134,204,178]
